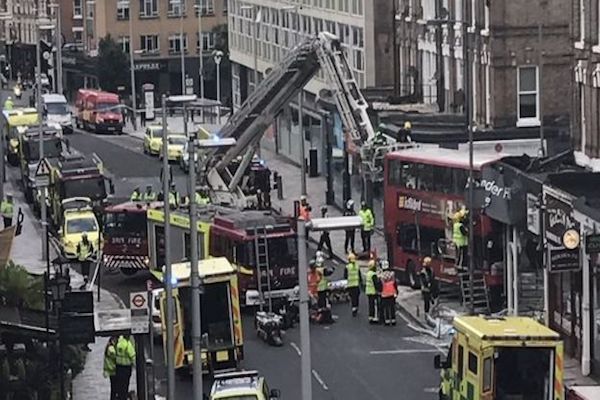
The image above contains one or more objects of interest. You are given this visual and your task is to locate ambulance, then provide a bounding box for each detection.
[435,316,564,400]
[158,257,243,374]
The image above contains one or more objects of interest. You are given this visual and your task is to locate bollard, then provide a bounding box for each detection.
[276,175,283,200]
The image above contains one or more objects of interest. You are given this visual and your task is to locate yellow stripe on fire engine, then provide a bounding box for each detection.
[554,343,564,400]
[230,277,243,347]
[174,327,185,368]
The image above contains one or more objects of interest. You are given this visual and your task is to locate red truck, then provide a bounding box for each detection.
[76,89,123,134]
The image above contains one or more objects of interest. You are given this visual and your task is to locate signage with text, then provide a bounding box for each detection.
[549,248,581,273]
[544,191,577,246]
[130,291,150,334]
[585,234,600,254]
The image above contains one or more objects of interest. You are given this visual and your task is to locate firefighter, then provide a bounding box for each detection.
[359,201,374,253]
[420,257,435,314]
[365,259,381,324]
[373,124,388,147]
[299,195,311,221]
[168,183,180,208]
[316,259,333,311]
[3,95,13,110]
[103,336,118,400]
[307,259,320,301]
[1,194,14,228]
[343,199,356,254]
[76,233,94,290]
[141,184,157,201]
[400,120,412,142]
[115,334,136,400]
[130,187,141,202]
[380,269,398,326]
[344,253,361,316]
[453,208,468,269]
[195,186,211,206]
[317,206,333,258]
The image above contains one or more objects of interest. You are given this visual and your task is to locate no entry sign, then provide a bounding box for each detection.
[130,291,149,334]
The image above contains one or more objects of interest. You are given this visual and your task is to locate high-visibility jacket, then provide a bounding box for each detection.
[381,280,397,298]
[103,343,117,377]
[359,208,374,231]
[0,200,13,218]
[346,261,360,288]
[168,191,180,207]
[142,191,157,201]
[77,240,93,262]
[115,336,136,367]
[365,270,377,295]
[195,192,210,206]
[3,99,13,110]
[453,221,467,248]
[130,191,141,201]
[308,270,320,296]
[317,267,328,292]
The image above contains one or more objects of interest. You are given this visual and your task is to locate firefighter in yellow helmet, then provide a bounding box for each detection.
[344,253,362,316]
[452,208,468,269]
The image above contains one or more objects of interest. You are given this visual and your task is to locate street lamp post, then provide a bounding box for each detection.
[49,3,63,94]
[194,3,205,121]
[161,95,176,400]
[117,1,138,130]
[283,5,306,195]
[179,3,186,95]
[297,216,363,400]
[213,50,223,124]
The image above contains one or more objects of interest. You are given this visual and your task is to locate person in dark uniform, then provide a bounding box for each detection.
[343,199,356,254]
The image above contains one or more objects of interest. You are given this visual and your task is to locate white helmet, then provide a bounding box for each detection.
[346,199,354,208]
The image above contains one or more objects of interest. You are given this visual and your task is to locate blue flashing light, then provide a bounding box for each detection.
[213,134,220,141]
[259,159,265,166]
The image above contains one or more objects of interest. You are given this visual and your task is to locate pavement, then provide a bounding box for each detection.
[2,89,138,400]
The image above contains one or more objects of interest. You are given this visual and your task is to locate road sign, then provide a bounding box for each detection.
[130,291,149,334]
[35,158,51,187]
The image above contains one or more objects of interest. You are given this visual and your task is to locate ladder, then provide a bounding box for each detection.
[459,270,490,314]
[518,270,544,316]
[254,226,273,312]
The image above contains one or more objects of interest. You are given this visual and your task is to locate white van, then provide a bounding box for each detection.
[42,93,73,134]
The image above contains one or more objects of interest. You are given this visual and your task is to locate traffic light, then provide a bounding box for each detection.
[39,39,52,74]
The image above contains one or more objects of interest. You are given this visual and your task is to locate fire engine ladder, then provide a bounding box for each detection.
[458,270,490,314]
[254,225,273,312]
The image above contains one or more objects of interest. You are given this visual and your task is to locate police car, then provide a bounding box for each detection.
[209,371,280,400]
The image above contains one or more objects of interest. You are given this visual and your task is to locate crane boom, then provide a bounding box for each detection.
[205,32,398,209]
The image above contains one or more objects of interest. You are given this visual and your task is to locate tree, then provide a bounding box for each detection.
[97,34,129,92]
[0,261,43,309]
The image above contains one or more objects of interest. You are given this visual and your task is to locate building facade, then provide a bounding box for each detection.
[397,0,571,136]
[93,0,228,97]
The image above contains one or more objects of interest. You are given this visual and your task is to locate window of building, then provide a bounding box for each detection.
[338,0,349,12]
[117,1,130,20]
[73,0,82,17]
[168,0,185,16]
[141,34,159,53]
[73,30,83,43]
[517,66,539,126]
[197,32,215,51]
[140,0,159,17]
[87,2,94,18]
[351,0,363,15]
[169,33,188,53]
[118,36,130,53]
[196,0,214,15]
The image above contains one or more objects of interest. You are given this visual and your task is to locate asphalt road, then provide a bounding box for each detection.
[3,88,442,399]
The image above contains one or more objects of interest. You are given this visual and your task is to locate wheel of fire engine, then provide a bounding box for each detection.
[120,267,138,276]
[406,261,419,289]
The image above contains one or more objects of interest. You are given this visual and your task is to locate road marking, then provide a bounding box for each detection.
[289,341,302,356]
[311,369,329,391]
[369,349,440,355]
[423,387,439,393]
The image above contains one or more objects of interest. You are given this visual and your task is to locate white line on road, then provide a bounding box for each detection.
[289,341,302,356]
[311,369,329,391]
[369,349,440,355]
[423,387,439,393]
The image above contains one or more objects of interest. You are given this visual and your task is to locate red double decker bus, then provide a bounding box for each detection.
[384,146,505,287]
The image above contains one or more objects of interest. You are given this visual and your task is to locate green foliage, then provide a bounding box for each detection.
[97,34,130,92]
[0,261,44,309]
